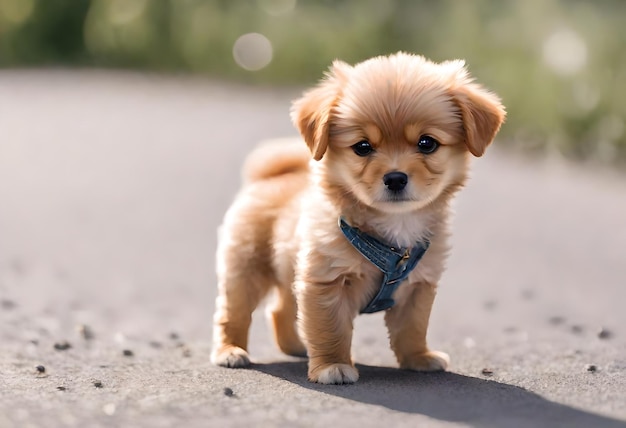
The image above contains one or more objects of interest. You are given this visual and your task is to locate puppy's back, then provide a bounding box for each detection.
[243,138,310,184]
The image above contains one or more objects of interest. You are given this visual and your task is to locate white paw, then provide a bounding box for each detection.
[311,364,359,384]
[400,350,450,372]
[211,346,251,368]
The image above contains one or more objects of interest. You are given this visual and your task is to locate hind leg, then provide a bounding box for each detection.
[211,271,272,368]
[268,284,306,357]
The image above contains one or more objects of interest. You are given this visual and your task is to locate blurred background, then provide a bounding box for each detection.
[1,0,625,163]
[1,4,626,424]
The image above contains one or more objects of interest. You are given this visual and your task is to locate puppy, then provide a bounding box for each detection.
[211,52,505,384]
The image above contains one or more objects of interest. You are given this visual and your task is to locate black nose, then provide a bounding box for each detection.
[383,171,408,192]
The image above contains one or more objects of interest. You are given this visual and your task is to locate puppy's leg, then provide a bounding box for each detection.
[385,282,449,371]
[211,272,271,368]
[268,285,307,357]
[298,280,359,384]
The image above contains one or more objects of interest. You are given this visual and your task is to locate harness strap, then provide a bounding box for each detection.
[339,217,429,313]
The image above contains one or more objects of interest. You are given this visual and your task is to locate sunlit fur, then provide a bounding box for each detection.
[211,53,505,384]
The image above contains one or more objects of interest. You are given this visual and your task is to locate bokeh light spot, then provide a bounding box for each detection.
[0,0,34,24]
[233,33,273,71]
[107,0,147,26]
[542,29,587,76]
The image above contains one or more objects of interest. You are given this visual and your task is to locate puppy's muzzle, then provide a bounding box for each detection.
[383,171,408,192]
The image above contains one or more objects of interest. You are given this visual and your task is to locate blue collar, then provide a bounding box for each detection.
[338,217,430,314]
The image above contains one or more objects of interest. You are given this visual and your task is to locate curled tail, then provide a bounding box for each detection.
[242,138,311,184]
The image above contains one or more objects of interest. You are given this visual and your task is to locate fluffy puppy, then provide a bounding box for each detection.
[211,52,505,384]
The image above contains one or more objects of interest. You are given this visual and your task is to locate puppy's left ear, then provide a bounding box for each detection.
[452,83,506,157]
[290,61,349,160]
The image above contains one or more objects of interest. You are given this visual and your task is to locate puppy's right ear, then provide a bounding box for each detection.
[290,61,349,161]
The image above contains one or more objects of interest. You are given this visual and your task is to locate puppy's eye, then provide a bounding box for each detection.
[417,135,439,154]
[352,140,374,157]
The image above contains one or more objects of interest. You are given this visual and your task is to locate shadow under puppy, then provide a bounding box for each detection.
[211,52,505,384]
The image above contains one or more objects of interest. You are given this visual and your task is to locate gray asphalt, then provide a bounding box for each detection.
[1,70,625,428]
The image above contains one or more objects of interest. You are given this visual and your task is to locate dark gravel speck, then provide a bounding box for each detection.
[224,387,234,397]
[122,349,134,357]
[1,299,16,310]
[35,365,46,374]
[598,328,613,339]
[483,300,497,310]
[93,380,103,388]
[586,364,597,372]
[481,368,494,376]
[571,325,584,334]
[169,332,180,340]
[77,324,94,340]
[549,316,566,325]
[54,341,71,351]
[57,386,66,391]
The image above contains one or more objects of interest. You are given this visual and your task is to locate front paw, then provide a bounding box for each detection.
[211,345,251,368]
[309,363,359,384]
[399,350,449,372]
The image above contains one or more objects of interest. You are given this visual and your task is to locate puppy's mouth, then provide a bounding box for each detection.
[370,185,431,212]
[381,192,412,203]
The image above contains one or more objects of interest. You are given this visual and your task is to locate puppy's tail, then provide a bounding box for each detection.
[243,138,311,184]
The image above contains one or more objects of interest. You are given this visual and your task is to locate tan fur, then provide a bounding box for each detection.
[211,53,505,384]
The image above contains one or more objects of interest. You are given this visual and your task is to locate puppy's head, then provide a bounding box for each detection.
[291,52,505,213]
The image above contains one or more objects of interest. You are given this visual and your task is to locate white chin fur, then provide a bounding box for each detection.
[373,199,427,213]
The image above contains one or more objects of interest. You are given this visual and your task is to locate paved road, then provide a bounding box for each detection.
[1,70,625,427]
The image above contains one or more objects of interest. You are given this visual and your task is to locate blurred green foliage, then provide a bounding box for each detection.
[1,0,625,163]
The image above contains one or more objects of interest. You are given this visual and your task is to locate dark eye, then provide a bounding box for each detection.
[351,140,374,157]
[417,135,439,154]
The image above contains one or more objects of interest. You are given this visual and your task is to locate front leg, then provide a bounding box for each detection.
[385,282,449,371]
[297,277,359,384]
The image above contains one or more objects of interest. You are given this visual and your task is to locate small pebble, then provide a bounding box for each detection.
[481,368,494,376]
[181,346,192,358]
[223,387,234,397]
[149,341,163,349]
[463,337,476,349]
[548,316,565,325]
[35,365,46,374]
[1,299,16,310]
[570,325,584,334]
[122,349,134,357]
[54,341,71,351]
[57,386,67,391]
[77,324,95,340]
[103,403,116,416]
[586,364,597,372]
[520,289,535,300]
[483,300,497,311]
[169,332,180,340]
[598,328,613,340]
[93,380,103,388]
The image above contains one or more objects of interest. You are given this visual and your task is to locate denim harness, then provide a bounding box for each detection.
[338,217,430,314]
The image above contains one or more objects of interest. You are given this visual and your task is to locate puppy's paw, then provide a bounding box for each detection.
[211,345,251,368]
[309,363,359,384]
[399,350,450,372]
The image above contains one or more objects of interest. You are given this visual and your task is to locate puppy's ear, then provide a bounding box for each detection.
[452,81,506,157]
[291,61,349,160]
